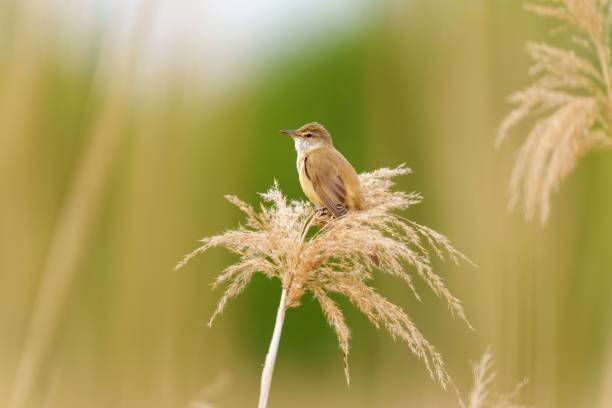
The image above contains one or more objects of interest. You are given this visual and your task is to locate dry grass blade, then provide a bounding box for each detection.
[7,2,161,407]
[176,164,473,394]
[497,0,612,224]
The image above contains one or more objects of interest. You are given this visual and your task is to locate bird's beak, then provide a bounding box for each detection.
[281,129,299,138]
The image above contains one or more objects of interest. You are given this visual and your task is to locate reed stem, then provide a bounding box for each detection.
[257,287,288,408]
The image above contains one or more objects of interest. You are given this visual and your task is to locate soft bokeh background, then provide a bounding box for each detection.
[2,1,612,407]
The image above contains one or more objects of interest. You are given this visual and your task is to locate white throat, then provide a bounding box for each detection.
[294,138,310,155]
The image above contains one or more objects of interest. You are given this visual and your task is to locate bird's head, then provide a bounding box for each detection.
[281,122,333,153]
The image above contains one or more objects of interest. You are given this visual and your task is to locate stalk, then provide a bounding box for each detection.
[257,288,288,408]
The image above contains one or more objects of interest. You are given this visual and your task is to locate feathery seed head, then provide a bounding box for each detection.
[498,0,612,224]
[176,165,473,388]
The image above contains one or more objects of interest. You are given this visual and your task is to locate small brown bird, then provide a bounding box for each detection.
[281,122,365,217]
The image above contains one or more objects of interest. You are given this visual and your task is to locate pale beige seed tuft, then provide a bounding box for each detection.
[458,350,528,408]
[176,165,473,389]
[497,0,612,224]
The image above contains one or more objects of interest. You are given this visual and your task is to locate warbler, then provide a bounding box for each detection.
[281,122,365,217]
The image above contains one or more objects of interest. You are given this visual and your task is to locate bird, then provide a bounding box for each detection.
[281,122,365,218]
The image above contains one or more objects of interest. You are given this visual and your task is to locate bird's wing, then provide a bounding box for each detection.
[304,148,348,218]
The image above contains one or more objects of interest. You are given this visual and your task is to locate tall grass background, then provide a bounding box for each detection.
[1,1,611,407]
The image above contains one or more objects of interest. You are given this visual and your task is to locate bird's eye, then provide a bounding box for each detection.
[305,133,313,138]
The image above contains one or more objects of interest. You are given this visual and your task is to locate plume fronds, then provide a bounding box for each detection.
[176,165,472,389]
[497,0,612,224]
[459,351,528,408]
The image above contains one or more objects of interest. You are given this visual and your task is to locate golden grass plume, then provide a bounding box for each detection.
[459,351,528,408]
[497,0,612,224]
[176,165,473,389]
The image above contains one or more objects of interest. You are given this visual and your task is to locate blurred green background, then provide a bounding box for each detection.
[1,1,612,407]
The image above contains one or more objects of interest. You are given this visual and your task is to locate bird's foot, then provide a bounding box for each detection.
[315,206,331,217]
[313,206,334,226]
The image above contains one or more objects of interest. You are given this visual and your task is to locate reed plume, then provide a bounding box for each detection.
[497,0,612,224]
[176,165,473,407]
[459,351,528,408]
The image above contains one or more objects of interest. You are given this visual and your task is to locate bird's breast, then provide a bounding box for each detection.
[297,154,323,206]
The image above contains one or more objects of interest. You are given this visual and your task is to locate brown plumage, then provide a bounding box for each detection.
[281,122,365,218]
